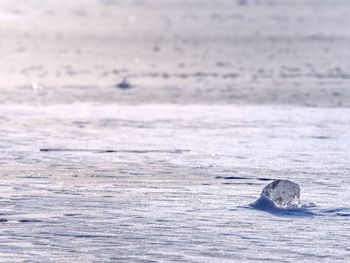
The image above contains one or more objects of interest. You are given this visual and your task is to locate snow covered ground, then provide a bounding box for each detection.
[0,0,349,262]
[0,104,349,262]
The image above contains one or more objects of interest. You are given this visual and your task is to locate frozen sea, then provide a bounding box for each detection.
[0,0,350,262]
[0,104,349,262]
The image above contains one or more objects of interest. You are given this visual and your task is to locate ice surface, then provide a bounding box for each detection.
[261,180,300,208]
[0,104,349,262]
[1,0,350,261]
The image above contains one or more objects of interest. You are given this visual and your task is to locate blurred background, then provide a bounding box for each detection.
[1,0,350,106]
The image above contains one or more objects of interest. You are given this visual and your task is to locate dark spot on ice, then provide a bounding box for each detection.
[258,178,274,181]
[115,78,131,89]
[215,176,249,180]
[292,159,305,163]
[64,213,81,217]
[235,155,249,159]
[0,218,8,223]
[322,208,350,217]
[336,213,350,217]
[310,136,332,140]
[323,208,342,213]
[156,219,172,223]
[19,219,42,223]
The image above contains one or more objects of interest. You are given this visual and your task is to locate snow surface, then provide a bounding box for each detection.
[0,0,350,261]
[0,104,349,262]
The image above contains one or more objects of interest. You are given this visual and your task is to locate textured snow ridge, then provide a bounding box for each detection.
[261,180,301,208]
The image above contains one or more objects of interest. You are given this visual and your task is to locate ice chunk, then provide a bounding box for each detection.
[261,180,300,208]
